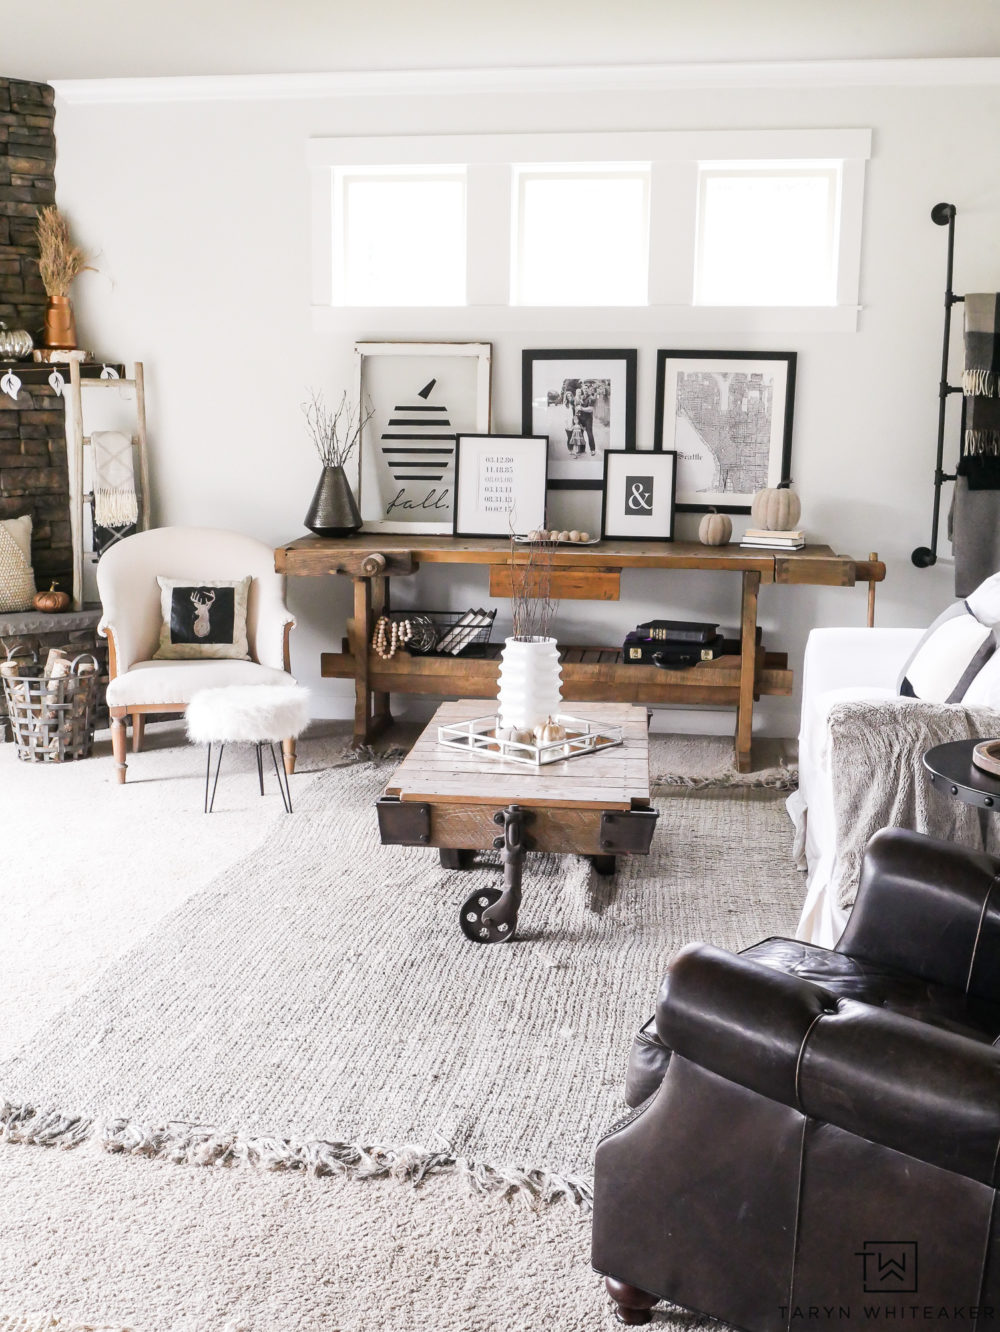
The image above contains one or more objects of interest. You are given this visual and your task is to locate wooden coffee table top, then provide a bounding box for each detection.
[384,700,650,811]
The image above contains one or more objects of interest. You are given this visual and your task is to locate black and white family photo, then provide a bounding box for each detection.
[523,350,637,489]
[546,377,611,461]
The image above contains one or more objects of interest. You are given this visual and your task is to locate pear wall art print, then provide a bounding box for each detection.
[354,342,492,534]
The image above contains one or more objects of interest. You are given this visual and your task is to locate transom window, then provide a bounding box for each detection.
[333,166,466,307]
[309,129,870,331]
[695,162,840,307]
[512,164,650,307]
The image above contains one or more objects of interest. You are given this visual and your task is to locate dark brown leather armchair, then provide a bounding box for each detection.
[592,828,1000,1330]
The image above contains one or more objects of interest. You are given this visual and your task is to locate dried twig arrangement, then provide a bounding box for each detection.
[301,389,373,468]
[35,206,94,297]
[509,531,558,640]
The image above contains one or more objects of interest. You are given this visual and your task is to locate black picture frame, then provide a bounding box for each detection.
[521,348,638,492]
[601,448,677,542]
[653,349,796,514]
[452,433,549,538]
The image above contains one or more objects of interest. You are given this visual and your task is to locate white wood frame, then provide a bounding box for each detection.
[353,341,492,535]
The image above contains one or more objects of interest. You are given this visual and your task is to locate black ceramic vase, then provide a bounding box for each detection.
[304,465,362,537]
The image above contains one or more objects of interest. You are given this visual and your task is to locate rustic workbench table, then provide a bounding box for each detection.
[274,534,884,773]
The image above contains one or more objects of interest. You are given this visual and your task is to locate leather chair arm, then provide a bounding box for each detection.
[837,827,1000,1000]
[799,999,1000,1186]
[656,941,1000,1185]
[656,942,838,1108]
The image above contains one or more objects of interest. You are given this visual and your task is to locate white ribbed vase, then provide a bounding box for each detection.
[497,636,563,733]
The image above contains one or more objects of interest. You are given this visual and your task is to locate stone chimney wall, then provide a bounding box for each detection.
[0,78,71,591]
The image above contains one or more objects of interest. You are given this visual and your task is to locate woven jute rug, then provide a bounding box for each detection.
[0,750,802,1207]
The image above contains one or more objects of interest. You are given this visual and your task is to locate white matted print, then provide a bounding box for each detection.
[654,350,796,514]
[522,349,637,491]
[453,434,548,538]
[355,341,492,534]
[602,449,676,541]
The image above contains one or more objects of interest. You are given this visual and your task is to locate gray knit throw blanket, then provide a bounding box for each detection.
[829,698,1000,911]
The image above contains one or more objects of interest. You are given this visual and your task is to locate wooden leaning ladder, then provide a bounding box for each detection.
[65,360,150,608]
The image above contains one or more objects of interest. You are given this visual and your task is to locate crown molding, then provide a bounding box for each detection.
[50,57,1000,105]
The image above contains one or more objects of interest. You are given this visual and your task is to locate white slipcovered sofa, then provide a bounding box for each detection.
[791,592,1000,947]
[788,627,923,947]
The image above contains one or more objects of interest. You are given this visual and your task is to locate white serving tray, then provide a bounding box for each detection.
[437,712,623,767]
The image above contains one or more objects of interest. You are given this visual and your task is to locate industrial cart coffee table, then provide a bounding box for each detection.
[376,699,657,943]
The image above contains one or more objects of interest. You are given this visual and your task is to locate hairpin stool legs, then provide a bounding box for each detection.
[204,743,225,814]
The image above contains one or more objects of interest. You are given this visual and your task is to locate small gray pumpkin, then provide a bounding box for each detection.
[0,322,33,360]
[698,511,732,546]
[751,486,801,532]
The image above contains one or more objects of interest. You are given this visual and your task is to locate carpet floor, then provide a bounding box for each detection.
[0,724,800,1331]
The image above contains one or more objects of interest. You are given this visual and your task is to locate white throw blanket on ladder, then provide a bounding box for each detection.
[91,429,138,528]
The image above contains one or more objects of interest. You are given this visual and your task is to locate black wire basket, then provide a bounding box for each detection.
[387,608,496,657]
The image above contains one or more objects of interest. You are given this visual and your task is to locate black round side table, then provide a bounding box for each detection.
[923,738,1000,844]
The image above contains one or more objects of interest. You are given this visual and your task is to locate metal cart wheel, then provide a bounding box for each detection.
[459,887,517,944]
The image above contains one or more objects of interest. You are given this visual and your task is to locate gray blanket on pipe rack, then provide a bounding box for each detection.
[953,294,1000,595]
[829,698,1000,911]
[950,476,1000,597]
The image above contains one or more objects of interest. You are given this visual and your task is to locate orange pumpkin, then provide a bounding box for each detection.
[34,581,70,613]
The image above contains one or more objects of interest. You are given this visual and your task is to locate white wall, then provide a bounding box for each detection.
[48,68,999,736]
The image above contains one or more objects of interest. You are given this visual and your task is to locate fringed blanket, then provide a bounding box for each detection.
[91,430,138,529]
[829,698,1000,911]
[964,293,1000,406]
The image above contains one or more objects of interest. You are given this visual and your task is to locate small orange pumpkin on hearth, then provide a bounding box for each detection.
[34,581,71,613]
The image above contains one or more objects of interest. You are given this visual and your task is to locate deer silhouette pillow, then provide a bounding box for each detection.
[153,576,252,660]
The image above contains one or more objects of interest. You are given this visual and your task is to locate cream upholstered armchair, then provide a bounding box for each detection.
[97,526,297,784]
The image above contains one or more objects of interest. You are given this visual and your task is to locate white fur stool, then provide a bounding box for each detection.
[186,684,310,813]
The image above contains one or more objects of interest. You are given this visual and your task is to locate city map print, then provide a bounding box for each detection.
[675,370,774,496]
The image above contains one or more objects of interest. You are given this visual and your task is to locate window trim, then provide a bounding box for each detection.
[308,128,871,332]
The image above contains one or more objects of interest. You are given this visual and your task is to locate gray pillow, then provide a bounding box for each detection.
[897,602,995,703]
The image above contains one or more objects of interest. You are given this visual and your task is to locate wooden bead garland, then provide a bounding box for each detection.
[372,615,414,660]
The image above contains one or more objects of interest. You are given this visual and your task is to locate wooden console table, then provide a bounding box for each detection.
[274,535,885,772]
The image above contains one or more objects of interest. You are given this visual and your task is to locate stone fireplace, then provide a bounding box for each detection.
[0,77,109,739]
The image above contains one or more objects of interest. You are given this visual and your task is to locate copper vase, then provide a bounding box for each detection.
[43,295,77,350]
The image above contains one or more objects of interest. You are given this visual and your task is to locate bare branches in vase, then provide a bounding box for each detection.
[301,389,373,538]
[301,389,373,469]
[509,530,559,641]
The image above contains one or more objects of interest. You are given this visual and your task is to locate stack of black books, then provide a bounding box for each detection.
[623,619,725,669]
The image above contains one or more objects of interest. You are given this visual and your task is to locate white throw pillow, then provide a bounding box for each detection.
[966,571,1000,626]
[153,575,251,661]
[897,602,995,703]
[0,514,37,613]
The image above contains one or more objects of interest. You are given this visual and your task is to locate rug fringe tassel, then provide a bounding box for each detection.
[652,766,797,792]
[0,1102,593,1208]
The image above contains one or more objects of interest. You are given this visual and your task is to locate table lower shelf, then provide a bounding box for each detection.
[321,642,792,705]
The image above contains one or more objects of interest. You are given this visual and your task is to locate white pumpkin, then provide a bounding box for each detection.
[534,717,566,744]
[751,486,801,532]
[698,511,732,546]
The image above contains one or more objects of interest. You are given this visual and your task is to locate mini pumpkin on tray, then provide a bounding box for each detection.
[33,581,71,613]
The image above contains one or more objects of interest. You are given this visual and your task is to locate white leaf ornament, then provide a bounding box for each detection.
[48,369,65,396]
[100,364,119,380]
[1,369,21,401]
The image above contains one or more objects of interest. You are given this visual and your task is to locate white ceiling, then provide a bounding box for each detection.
[2,0,1000,82]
